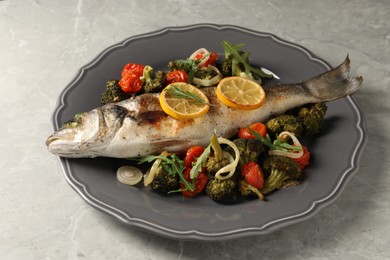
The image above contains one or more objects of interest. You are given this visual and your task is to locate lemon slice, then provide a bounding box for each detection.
[216,76,266,110]
[159,82,210,120]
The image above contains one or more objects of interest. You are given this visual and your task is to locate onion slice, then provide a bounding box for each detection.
[215,137,240,180]
[193,65,223,87]
[143,151,169,186]
[117,166,143,186]
[189,48,210,67]
[268,131,304,159]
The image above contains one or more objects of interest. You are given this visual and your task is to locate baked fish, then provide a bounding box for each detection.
[46,57,362,158]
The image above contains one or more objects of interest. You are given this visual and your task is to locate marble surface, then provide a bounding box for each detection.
[1,0,389,259]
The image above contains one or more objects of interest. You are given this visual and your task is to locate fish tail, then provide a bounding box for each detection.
[303,56,363,102]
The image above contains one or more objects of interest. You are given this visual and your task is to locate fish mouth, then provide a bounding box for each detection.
[46,136,97,158]
[46,131,82,157]
[46,129,75,146]
[46,128,74,147]
[46,126,99,158]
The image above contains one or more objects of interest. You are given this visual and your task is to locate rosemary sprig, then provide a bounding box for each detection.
[166,85,210,105]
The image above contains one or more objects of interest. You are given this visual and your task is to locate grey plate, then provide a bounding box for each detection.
[51,24,367,241]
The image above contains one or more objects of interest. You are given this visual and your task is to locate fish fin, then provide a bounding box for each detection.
[303,56,363,102]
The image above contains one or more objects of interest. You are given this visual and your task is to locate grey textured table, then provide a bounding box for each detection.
[1,0,388,259]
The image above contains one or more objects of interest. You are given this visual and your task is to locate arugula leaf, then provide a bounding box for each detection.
[189,143,211,179]
[247,127,302,152]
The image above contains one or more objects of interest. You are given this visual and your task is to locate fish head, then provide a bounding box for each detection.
[46,105,127,158]
[46,110,103,157]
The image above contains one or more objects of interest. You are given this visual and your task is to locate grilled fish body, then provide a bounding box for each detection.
[46,57,362,158]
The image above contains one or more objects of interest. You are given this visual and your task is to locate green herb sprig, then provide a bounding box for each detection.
[133,154,194,192]
[248,127,302,152]
[166,85,210,106]
[132,150,212,193]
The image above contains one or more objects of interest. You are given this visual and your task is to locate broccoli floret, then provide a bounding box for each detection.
[151,167,180,195]
[220,49,250,78]
[260,155,302,195]
[226,138,267,171]
[142,65,165,93]
[100,80,130,105]
[206,178,237,202]
[266,114,304,137]
[298,103,327,135]
[221,53,242,77]
[265,102,327,137]
[167,60,194,72]
[221,41,273,80]
[205,156,231,179]
[221,57,232,77]
[205,133,231,179]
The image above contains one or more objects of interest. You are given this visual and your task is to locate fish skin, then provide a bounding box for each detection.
[46,57,363,158]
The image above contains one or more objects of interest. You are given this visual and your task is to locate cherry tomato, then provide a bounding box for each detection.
[184,146,205,168]
[200,52,218,67]
[181,168,208,198]
[293,145,310,169]
[238,122,267,139]
[241,162,264,189]
[121,63,145,77]
[119,63,145,93]
[165,70,189,84]
[119,73,143,93]
[193,51,205,60]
